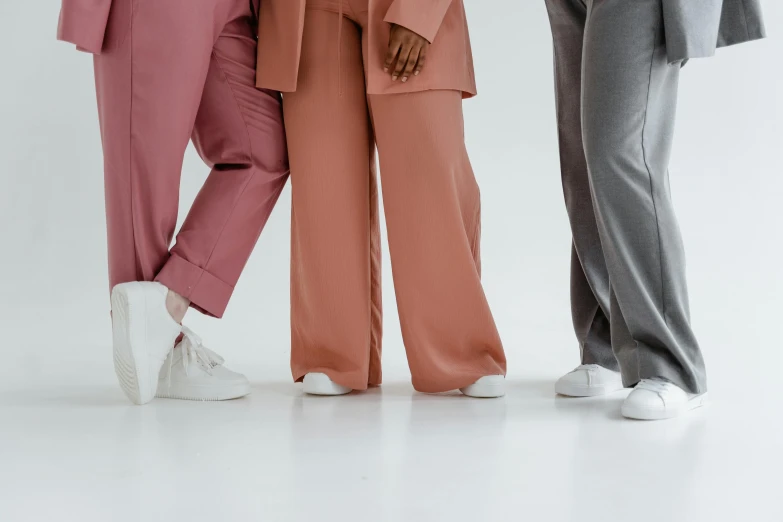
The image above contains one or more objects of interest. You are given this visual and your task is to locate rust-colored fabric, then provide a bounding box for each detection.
[256,0,476,97]
[283,4,506,392]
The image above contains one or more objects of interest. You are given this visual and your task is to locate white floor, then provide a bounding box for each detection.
[2,365,781,522]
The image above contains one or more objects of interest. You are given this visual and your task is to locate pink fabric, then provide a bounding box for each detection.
[57,0,113,54]
[95,0,288,317]
[256,0,477,97]
[382,0,453,43]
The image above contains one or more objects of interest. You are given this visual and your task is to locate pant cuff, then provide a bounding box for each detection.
[155,253,234,318]
[623,348,707,395]
[412,367,507,394]
[292,368,373,391]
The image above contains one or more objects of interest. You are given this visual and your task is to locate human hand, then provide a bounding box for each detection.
[383,24,429,83]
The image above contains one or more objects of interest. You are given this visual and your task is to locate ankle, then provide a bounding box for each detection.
[165,289,190,324]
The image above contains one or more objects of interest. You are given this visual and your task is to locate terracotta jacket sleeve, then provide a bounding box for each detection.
[57,0,113,54]
[383,0,454,43]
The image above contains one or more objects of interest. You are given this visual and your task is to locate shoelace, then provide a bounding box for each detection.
[571,364,601,385]
[635,378,671,394]
[573,364,602,373]
[165,326,224,389]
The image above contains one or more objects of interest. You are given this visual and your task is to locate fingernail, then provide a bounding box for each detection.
[392,75,398,81]
[414,71,420,76]
[401,77,408,82]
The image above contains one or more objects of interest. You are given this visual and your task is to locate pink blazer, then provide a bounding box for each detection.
[57,0,112,54]
[256,0,477,97]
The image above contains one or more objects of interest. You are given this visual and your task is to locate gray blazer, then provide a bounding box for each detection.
[663,0,766,63]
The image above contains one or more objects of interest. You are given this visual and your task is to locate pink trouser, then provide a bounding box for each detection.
[283,1,507,392]
[94,0,289,317]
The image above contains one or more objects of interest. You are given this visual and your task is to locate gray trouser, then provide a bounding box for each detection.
[544,0,707,393]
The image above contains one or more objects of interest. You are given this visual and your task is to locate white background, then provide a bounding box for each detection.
[0,2,781,521]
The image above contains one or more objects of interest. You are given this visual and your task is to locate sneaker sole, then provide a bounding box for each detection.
[555,380,626,397]
[156,381,251,401]
[111,283,154,406]
[621,392,709,420]
[303,373,353,396]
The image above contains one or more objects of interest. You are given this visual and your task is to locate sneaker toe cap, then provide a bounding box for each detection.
[626,389,666,410]
[212,366,250,385]
[558,370,590,387]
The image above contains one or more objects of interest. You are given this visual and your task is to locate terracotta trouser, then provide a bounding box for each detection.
[283,0,507,393]
[95,0,289,317]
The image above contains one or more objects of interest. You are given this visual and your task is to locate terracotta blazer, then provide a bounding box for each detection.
[255,0,477,97]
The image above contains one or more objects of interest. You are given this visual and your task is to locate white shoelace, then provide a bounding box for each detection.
[573,364,602,373]
[165,326,224,389]
[572,364,601,385]
[635,378,671,394]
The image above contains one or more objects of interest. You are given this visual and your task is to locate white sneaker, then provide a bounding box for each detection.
[156,327,250,401]
[621,378,709,420]
[555,364,625,397]
[111,282,182,405]
[303,373,353,396]
[460,375,505,398]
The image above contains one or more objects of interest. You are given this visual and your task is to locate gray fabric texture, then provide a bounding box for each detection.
[662,0,766,63]
[545,0,711,394]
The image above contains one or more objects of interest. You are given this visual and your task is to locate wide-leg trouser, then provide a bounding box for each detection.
[95,0,289,317]
[545,0,707,393]
[282,5,507,392]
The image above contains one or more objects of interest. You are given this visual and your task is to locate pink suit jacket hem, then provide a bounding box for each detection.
[57,0,112,54]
